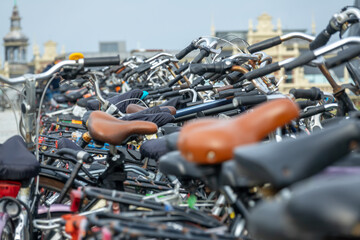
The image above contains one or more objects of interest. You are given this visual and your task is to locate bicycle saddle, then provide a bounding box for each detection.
[126,104,177,115]
[87,111,158,145]
[77,96,96,108]
[248,198,295,240]
[178,98,299,164]
[248,175,360,240]
[52,93,67,103]
[158,151,202,179]
[0,135,39,181]
[234,120,360,189]
[64,87,88,102]
[219,160,251,188]
[140,132,179,160]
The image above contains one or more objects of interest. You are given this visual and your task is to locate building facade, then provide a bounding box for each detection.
[3,4,29,77]
[30,40,65,73]
[0,4,64,77]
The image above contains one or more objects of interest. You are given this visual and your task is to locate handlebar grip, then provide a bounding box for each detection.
[244,62,280,80]
[216,89,241,99]
[135,63,152,74]
[192,48,210,63]
[161,90,181,98]
[309,20,339,50]
[325,45,360,69]
[57,148,93,163]
[204,72,216,79]
[245,83,256,92]
[175,43,197,60]
[167,75,183,87]
[189,62,231,75]
[309,30,331,50]
[174,63,190,75]
[283,51,316,70]
[247,36,282,53]
[83,55,120,67]
[289,87,323,100]
[226,71,244,84]
[190,76,205,88]
[148,87,173,95]
[195,85,213,91]
[209,73,222,81]
[233,95,267,107]
[299,105,326,118]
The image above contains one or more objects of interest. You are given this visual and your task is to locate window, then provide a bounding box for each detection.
[285,69,293,83]
[100,43,118,53]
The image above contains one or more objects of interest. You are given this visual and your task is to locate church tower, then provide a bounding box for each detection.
[3,3,29,77]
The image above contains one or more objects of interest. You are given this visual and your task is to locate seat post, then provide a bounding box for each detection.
[99,144,127,191]
[109,145,117,157]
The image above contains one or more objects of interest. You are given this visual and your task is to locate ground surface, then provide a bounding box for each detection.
[0,109,20,143]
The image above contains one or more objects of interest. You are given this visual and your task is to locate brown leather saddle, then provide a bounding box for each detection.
[177,99,299,165]
[87,111,158,145]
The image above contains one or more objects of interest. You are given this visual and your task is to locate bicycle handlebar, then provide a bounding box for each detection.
[175,41,197,60]
[284,37,360,70]
[189,61,233,75]
[0,55,122,85]
[299,105,326,118]
[247,36,282,53]
[145,53,174,63]
[247,32,315,53]
[0,60,78,84]
[83,55,120,67]
[243,62,281,80]
[289,87,323,100]
[232,94,287,107]
[57,148,94,164]
[192,48,210,63]
[325,45,360,69]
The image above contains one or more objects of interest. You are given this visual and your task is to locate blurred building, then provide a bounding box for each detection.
[0,4,65,77]
[2,4,29,78]
[78,41,128,59]
[214,13,349,94]
[29,41,66,73]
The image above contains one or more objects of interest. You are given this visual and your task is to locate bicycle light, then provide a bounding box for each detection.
[0,181,21,198]
[70,189,84,212]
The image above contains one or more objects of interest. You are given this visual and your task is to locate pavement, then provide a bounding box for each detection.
[0,87,22,143]
[0,109,20,143]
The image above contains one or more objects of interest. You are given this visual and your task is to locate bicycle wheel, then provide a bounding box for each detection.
[37,172,75,206]
[36,174,74,240]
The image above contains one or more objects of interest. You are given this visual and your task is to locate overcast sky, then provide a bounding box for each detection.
[0,0,354,61]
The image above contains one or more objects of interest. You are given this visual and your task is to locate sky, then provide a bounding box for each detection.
[0,0,355,61]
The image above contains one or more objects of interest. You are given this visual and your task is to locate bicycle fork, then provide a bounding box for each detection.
[21,77,36,149]
[14,186,32,240]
